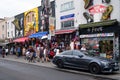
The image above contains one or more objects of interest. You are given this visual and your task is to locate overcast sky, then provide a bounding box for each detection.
[0,0,43,18]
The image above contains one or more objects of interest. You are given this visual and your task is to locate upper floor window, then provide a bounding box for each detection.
[7,22,9,29]
[61,1,74,12]
[11,23,13,29]
[61,20,74,28]
[8,32,9,37]
[11,31,13,37]
[32,14,35,21]
[2,25,4,30]
[27,16,30,22]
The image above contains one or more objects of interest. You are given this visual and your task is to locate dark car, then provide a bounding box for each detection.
[52,50,119,74]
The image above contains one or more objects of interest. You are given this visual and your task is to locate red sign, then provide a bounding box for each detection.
[89,5,106,14]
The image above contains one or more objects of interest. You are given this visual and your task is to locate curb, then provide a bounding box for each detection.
[0,58,119,80]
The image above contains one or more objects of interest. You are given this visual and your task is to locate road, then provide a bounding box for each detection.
[0,60,116,80]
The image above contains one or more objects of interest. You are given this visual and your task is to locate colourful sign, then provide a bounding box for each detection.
[24,8,39,36]
[88,5,106,14]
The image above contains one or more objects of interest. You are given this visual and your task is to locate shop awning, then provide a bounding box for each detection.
[13,37,29,43]
[29,31,48,38]
[55,29,76,35]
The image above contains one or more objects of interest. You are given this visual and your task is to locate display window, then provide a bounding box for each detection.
[81,37,113,59]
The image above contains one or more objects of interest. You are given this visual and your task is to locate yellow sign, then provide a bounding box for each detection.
[49,25,54,31]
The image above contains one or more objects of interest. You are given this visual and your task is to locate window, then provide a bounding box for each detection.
[8,32,9,37]
[32,14,34,21]
[61,20,74,28]
[11,22,13,29]
[11,31,13,37]
[2,25,4,30]
[61,1,74,12]
[73,50,84,56]
[61,50,73,55]
[8,22,9,29]
[27,16,30,22]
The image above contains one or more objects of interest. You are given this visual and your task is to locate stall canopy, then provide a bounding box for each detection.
[13,37,29,43]
[55,29,76,35]
[29,31,48,38]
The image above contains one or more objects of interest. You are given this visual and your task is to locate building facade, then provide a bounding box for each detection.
[13,13,24,38]
[39,0,55,37]
[0,18,7,40]
[79,0,120,59]
[24,7,39,36]
[6,17,15,39]
[55,0,86,48]
[55,0,120,59]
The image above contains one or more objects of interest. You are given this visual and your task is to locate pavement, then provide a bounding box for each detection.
[0,55,120,80]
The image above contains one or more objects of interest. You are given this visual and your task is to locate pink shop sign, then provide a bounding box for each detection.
[88,5,106,14]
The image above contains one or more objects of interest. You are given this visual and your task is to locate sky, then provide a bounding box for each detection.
[0,0,42,18]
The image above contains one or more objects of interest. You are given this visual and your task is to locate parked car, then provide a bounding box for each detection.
[52,50,119,74]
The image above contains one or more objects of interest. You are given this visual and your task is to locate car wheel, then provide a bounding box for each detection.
[56,60,64,68]
[89,63,100,74]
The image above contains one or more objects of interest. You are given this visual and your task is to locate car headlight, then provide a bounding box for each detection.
[101,61,109,66]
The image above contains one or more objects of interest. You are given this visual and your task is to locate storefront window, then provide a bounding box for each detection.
[81,37,113,59]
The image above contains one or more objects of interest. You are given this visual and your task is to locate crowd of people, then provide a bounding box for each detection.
[0,38,85,63]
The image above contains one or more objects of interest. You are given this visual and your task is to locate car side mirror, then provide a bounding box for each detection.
[79,55,83,58]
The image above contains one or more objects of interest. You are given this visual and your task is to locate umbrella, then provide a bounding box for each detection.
[41,35,48,39]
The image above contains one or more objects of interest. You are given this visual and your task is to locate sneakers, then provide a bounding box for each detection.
[101,5,113,20]
[84,0,93,9]
[83,12,93,23]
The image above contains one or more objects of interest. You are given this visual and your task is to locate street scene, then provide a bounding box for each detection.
[0,57,117,80]
[0,0,120,80]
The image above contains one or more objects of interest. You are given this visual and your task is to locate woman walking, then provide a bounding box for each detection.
[39,45,44,63]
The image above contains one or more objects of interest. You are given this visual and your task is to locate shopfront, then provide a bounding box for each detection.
[54,29,77,49]
[79,19,120,59]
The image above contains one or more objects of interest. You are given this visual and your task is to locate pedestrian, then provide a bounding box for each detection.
[70,39,74,50]
[55,47,60,55]
[81,44,86,51]
[44,47,50,62]
[17,46,21,57]
[29,46,36,63]
[22,47,26,56]
[36,44,40,62]
[5,47,9,56]
[2,47,5,58]
[39,45,44,63]
[10,47,14,55]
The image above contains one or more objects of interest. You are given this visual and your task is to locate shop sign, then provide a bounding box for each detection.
[80,33,114,38]
[60,14,74,20]
[87,27,103,33]
[49,17,55,36]
[88,5,106,14]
